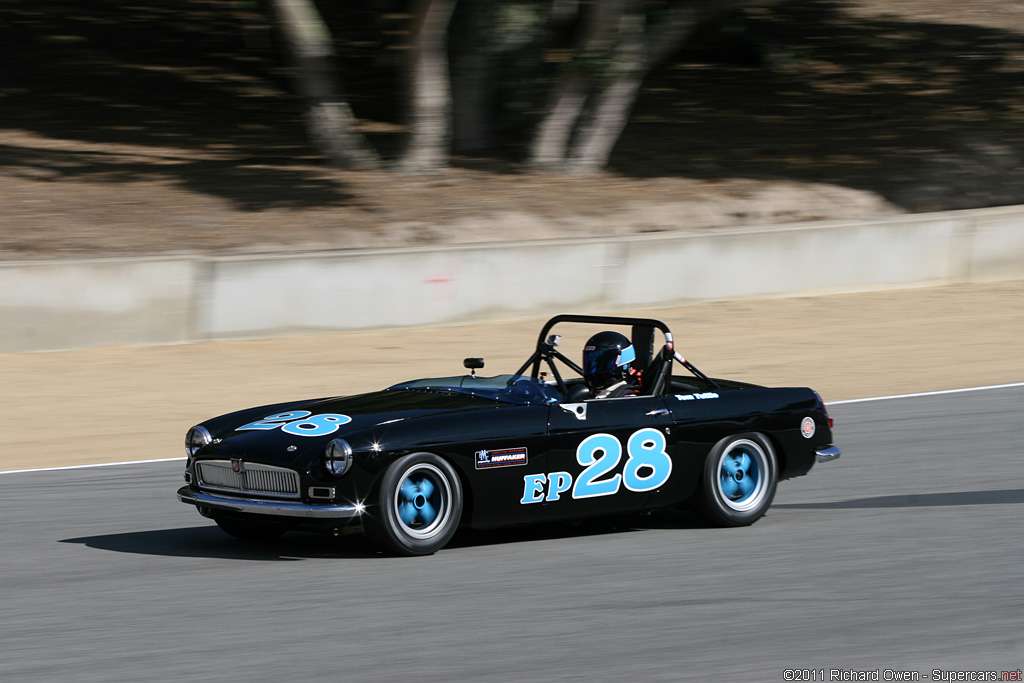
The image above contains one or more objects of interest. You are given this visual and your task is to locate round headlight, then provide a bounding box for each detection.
[185,425,212,459]
[324,438,353,476]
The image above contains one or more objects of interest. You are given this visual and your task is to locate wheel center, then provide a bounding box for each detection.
[414,494,427,508]
[735,470,744,481]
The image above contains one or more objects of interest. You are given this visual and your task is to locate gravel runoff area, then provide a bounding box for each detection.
[2,279,1022,472]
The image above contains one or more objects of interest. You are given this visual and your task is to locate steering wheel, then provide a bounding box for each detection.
[507,378,546,404]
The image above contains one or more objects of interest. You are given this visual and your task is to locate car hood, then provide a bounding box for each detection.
[193,389,503,466]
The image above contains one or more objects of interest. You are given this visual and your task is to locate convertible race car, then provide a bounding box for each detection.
[178,314,840,555]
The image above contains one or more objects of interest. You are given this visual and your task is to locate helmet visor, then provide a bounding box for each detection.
[584,343,635,377]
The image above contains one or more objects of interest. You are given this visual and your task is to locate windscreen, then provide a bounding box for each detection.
[387,374,562,406]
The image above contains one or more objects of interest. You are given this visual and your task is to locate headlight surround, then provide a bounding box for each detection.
[324,438,353,477]
[185,425,212,459]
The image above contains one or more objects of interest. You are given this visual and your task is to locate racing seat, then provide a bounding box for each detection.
[637,346,674,396]
[563,382,591,402]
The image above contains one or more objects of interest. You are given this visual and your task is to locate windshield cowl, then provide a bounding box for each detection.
[387,374,561,406]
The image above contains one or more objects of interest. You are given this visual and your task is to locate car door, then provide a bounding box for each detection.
[451,404,552,529]
[522,395,676,522]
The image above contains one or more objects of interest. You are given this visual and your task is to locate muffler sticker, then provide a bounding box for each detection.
[475,447,528,469]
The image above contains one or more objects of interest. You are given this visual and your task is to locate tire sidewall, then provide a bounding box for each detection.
[372,452,463,556]
[699,432,778,527]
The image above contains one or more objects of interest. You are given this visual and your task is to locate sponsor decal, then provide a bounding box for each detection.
[475,447,528,470]
[674,392,720,401]
[801,416,816,439]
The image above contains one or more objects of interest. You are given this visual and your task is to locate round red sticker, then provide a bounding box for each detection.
[800,417,816,439]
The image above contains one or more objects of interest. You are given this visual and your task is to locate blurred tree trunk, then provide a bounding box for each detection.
[529,71,590,168]
[398,0,459,173]
[269,0,380,169]
[566,4,646,173]
[531,0,740,174]
[529,0,624,169]
[450,0,495,153]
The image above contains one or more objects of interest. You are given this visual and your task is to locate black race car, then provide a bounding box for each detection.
[178,314,840,555]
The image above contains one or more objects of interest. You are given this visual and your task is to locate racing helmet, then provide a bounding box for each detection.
[582,331,636,389]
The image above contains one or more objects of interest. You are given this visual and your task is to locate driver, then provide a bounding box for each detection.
[582,331,641,398]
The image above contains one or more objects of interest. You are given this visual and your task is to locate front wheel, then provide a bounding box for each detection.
[365,453,463,556]
[695,433,778,527]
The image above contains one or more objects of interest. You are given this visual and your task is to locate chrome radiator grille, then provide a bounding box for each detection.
[196,460,301,499]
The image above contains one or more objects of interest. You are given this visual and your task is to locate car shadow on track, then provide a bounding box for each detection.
[449,508,706,550]
[774,488,1024,510]
[60,509,708,561]
[60,525,381,561]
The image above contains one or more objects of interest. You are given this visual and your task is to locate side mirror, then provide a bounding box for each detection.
[463,358,484,376]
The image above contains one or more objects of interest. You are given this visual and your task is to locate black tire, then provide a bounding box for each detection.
[695,433,778,527]
[212,514,287,542]
[365,452,463,556]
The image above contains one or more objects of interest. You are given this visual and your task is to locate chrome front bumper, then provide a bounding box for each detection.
[815,446,841,463]
[177,486,364,519]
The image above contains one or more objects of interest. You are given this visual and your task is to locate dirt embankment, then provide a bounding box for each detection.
[4,1,1024,259]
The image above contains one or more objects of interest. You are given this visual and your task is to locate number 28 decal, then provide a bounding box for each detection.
[520,428,672,504]
[237,411,352,437]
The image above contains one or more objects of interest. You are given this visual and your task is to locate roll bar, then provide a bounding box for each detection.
[514,314,719,395]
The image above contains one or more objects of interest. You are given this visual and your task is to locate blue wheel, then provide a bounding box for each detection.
[394,463,451,539]
[697,434,777,527]
[368,453,463,555]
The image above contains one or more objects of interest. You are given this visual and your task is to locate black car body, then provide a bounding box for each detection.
[178,315,840,555]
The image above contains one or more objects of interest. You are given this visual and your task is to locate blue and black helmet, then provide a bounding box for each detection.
[582,331,636,388]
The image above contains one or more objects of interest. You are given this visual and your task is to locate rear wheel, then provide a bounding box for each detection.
[366,452,463,556]
[695,433,778,527]
[212,514,287,542]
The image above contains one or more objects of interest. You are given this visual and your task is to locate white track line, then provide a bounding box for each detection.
[2,382,1022,475]
[0,457,184,476]
[827,381,1024,405]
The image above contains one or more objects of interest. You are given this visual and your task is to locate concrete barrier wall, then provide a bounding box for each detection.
[615,212,969,306]
[195,240,616,338]
[0,257,197,352]
[2,206,1022,353]
[969,210,1024,282]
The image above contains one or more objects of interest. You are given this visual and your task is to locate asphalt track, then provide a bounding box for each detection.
[1,386,1021,682]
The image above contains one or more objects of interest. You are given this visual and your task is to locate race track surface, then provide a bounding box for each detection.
[1,386,1021,681]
